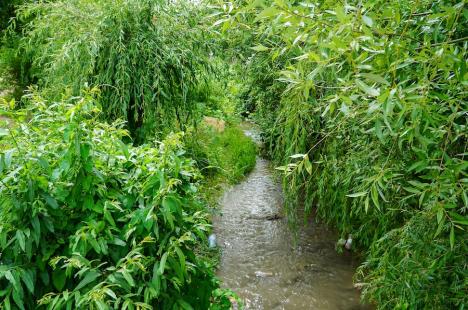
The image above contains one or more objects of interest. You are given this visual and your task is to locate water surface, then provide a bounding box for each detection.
[214,128,369,310]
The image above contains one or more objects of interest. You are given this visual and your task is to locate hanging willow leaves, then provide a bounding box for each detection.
[214,0,468,308]
[18,0,215,141]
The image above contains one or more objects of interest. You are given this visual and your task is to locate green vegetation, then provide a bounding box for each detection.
[17,0,214,140]
[1,0,467,308]
[187,123,257,205]
[0,92,230,309]
[215,0,467,308]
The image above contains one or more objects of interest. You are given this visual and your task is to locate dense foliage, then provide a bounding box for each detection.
[18,0,214,140]
[0,93,228,309]
[188,125,257,183]
[0,0,23,31]
[2,0,466,307]
[215,0,467,308]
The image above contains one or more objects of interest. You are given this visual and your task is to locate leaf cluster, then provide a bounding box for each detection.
[0,92,225,309]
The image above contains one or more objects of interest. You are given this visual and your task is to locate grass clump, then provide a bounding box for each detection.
[186,122,257,206]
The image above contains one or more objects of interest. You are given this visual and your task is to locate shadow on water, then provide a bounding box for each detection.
[214,125,372,310]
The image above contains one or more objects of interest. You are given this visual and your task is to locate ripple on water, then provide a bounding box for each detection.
[214,155,372,310]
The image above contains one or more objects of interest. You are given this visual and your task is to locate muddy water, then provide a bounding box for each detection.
[214,129,369,310]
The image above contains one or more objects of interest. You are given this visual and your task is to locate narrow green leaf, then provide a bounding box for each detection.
[346,191,367,198]
[356,79,380,97]
[251,45,269,52]
[450,225,455,250]
[158,252,168,275]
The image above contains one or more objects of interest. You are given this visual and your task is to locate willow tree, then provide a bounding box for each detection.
[19,0,214,140]
[215,0,467,308]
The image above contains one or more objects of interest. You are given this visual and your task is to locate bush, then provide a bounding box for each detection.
[18,0,214,141]
[0,92,225,309]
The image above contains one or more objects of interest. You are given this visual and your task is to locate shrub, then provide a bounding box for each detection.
[0,92,224,309]
[17,0,214,141]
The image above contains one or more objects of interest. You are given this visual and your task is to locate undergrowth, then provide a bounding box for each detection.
[186,123,257,207]
[0,92,234,309]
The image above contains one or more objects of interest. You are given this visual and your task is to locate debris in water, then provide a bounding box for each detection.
[265,213,282,221]
[254,271,274,277]
[208,234,217,248]
[344,234,353,250]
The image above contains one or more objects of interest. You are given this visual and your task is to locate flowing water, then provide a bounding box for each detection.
[214,127,370,310]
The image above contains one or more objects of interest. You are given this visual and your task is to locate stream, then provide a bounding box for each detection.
[214,127,369,310]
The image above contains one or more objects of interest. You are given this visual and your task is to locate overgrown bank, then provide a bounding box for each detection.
[215,0,467,308]
[0,0,257,308]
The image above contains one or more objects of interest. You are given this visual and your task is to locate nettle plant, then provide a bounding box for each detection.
[0,92,223,309]
[216,0,467,308]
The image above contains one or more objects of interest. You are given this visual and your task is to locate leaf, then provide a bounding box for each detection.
[158,252,168,275]
[356,79,380,97]
[52,269,67,291]
[304,158,312,174]
[346,191,368,198]
[371,185,381,211]
[22,270,35,294]
[74,271,99,291]
[251,45,269,52]
[43,194,59,209]
[16,231,25,252]
[177,299,194,310]
[360,73,390,85]
[80,143,91,160]
[256,7,280,20]
[437,208,444,224]
[121,269,135,287]
[5,270,20,292]
[362,15,373,27]
[364,196,370,213]
[4,150,14,168]
[174,247,186,276]
[290,154,306,159]
[450,225,455,250]
[12,289,25,310]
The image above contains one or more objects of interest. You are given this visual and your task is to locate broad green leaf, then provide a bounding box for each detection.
[16,231,25,252]
[52,269,67,291]
[22,270,35,294]
[75,271,99,291]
